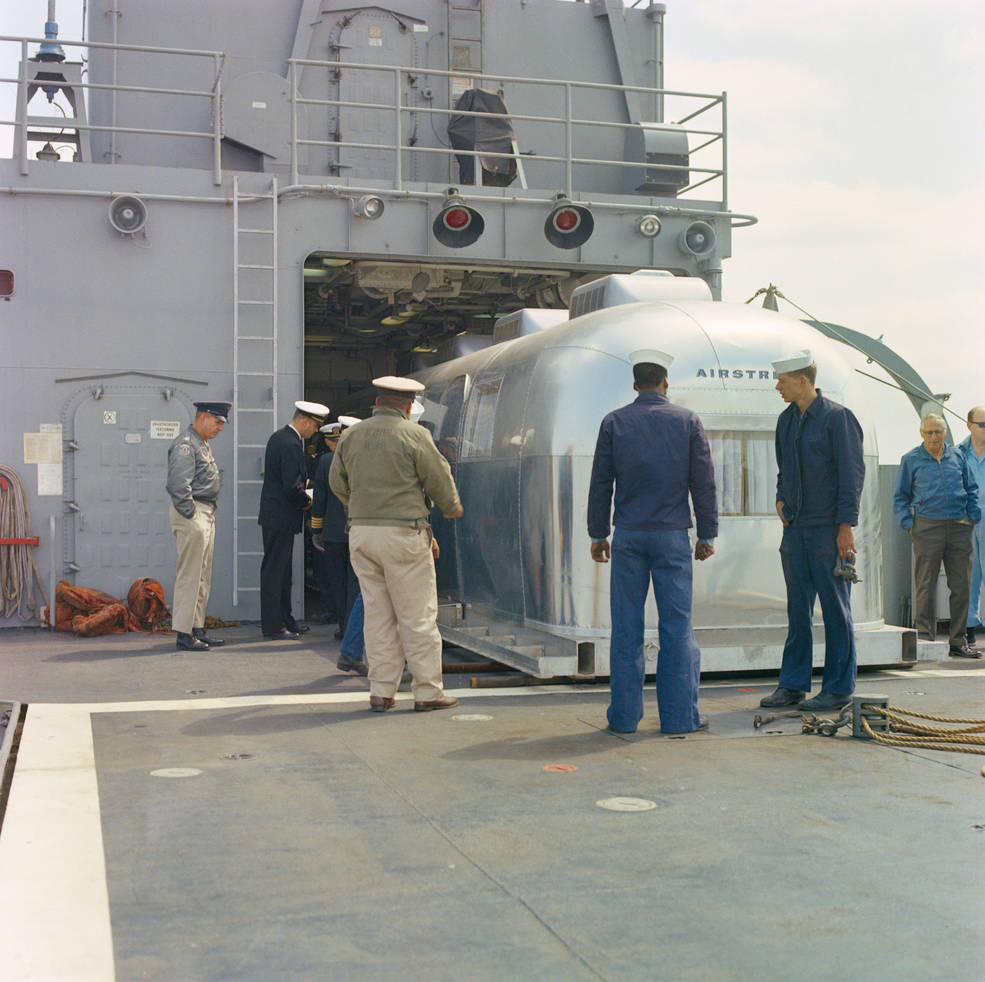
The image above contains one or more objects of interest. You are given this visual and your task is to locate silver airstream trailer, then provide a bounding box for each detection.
[416,272,911,677]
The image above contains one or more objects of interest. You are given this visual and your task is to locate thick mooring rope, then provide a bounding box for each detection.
[860,705,985,756]
[0,465,48,620]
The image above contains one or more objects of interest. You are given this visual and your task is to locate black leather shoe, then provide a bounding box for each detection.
[369,695,395,712]
[797,691,851,711]
[337,653,368,676]
[759,686,805,708]
[334,628,345,640]
[949,643,982,659]
[263,629,301,641]
[414,695,459,712]
[192,628,224,647]
[284,623,310,634]
[176,632,209,651]
[966,627,978,649]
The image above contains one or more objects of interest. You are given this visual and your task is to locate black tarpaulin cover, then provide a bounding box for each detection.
[447,88,517,186]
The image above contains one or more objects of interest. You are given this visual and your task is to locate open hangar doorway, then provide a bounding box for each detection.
[299,252,603,621]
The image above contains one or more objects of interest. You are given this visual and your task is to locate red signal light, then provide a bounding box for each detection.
[443,207,471,230]
[0,270,12,297]
[553,208,580,232]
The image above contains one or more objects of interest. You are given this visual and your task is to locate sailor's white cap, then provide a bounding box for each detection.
[319,421,342,437]
[409,400,425,422]
[629,348,674,369]
[373,375,426,394]
[294,400,330,422]
[338,415,362,428]
[771,349,813,374]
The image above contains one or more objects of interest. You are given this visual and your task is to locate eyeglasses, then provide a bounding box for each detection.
[921,429,945,436]
[970,420,985,428]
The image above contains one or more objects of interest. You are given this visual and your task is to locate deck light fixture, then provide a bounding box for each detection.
[353,194,385,219]
[636,214,661,238]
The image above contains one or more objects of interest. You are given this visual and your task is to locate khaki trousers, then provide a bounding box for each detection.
[911,515,973,646]
[348,524,444,702]
[169,502,216,635]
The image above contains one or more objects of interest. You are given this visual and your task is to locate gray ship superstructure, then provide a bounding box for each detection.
[1,1,925,671]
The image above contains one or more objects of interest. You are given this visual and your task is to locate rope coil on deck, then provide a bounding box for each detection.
[859,704,985,755]
[801,702,985,755]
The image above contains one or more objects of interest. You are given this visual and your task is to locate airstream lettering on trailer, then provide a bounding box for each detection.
[415,272,909,677]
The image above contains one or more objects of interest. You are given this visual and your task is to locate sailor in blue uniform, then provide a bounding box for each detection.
[312,416,364,666]
[587,350,718,735]
[760,350,865,712]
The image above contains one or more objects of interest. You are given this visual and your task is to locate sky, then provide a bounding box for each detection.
[2,0,983,461]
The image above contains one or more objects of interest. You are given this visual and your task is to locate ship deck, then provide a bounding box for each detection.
[1,624,982,981]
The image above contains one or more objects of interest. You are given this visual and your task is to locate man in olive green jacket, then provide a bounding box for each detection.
[330,376,463,712]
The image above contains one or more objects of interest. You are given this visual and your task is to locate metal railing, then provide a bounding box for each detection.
[285,57,728,206]
[0,34,225,184]
[1,35,729,208]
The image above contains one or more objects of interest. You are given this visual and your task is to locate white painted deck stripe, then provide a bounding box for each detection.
[0,705,115,981]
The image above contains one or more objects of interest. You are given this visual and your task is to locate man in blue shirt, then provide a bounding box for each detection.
[587,349,718,735]
[760,350,865,712]
[960,406,985,651]
[312,417,364,670]
[894,413,981,658]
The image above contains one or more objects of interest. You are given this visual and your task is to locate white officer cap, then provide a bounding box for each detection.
[409,400,425,423]
[319,422,343,437]
[372,375,425,395]
[338,415,362,428]
[294,400,330,422]
[771,349,813,374]
[628,348,674,369]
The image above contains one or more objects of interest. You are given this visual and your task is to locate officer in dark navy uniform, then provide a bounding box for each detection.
[258,400,329,639]
[166,400,231,651]
[760,349,865,712]
[587,350,718,735]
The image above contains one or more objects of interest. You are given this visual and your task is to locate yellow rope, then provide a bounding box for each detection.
[860,708,985,755]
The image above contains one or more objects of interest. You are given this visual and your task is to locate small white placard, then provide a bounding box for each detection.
[23,432,62,464]
[251,100,267,109]
[103,410,117,425]
[150,420,182,440]
[37,462,62,496]
[125,432,142,444]
[413,23,428,32]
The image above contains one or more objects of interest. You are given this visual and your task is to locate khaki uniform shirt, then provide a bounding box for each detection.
[166,425,221,519]
[329,406,461,526]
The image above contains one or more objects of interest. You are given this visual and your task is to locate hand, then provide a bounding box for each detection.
[591,540,610,563]
[312,532,324,552]
[695,541,715,561]
[776,500,789,526]
[836,524,855,560]
[431,537,440,560]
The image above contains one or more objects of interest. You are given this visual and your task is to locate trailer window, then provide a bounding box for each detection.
[707,431,776,516]
[436,377,466,463]
[461,377,503,458]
